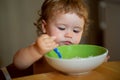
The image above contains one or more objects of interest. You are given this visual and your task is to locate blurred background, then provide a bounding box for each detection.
[0,0,120,67]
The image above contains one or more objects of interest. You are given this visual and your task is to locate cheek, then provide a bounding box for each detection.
[73,34,82,44]
[48,29,63,41]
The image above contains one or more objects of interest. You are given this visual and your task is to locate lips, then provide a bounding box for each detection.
[62,41,72,45]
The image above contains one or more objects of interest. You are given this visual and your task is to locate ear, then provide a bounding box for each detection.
[41,20,47,33]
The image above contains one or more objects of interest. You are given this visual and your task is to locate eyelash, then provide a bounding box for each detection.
[58,27,81,33]
[73,30,80,33]
[58,27,65,30]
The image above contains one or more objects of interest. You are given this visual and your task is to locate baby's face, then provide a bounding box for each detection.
[43,13,85,46]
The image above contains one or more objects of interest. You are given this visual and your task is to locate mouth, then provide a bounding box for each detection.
[60,41,72,45]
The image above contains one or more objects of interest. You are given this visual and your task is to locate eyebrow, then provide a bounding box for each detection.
[74,26,81,28]
[74,26,83,30]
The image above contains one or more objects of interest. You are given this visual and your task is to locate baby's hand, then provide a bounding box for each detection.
[105,55,110,62]
[34,34,58,55]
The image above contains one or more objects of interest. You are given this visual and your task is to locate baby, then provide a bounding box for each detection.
[13,0,89,74]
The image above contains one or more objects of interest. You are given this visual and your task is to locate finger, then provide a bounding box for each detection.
[51,36,56,40]
[41,34,50,39]
[50,42,59,49]
[37,34,49,42]
[43,36,56,44]
[45,44,58,52]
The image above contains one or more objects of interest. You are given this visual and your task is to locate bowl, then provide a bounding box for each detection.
[45,44,108,75]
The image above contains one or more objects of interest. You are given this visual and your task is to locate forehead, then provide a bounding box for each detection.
[47,9,84,22]
[52,12,83,21]
[48,12,85,28]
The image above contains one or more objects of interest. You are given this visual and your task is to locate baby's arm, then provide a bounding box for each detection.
[13,34,58,69]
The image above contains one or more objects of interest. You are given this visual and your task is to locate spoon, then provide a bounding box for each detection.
[53,48,62,59]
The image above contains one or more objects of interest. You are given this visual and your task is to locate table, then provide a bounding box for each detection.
[13,61,120,80]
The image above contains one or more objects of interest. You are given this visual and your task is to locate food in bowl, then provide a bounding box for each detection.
[45,44,108,75]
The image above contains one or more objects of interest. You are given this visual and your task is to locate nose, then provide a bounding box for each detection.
[64,31,73,38]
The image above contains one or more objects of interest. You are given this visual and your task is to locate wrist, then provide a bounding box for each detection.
[29,44,43,61]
